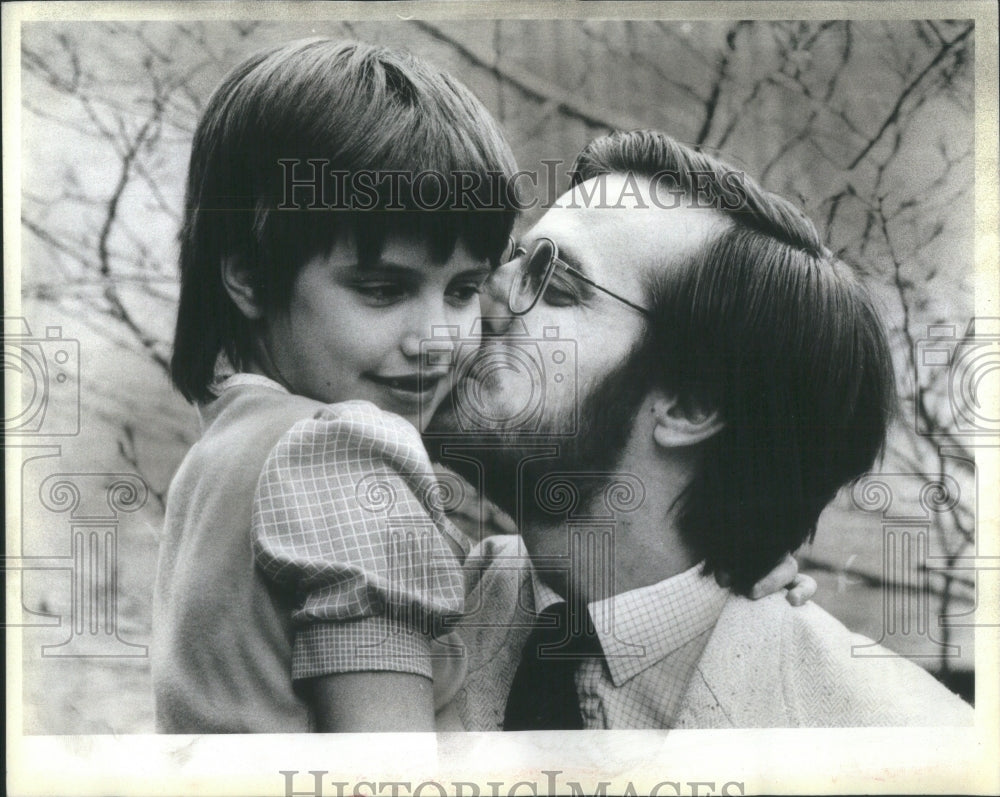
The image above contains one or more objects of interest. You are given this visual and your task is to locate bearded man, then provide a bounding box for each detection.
[426,130,973,730]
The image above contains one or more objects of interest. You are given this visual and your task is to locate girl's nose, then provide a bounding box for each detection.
[401,301,460,360]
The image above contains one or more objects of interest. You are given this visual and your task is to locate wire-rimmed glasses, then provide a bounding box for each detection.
[503,237,651,317]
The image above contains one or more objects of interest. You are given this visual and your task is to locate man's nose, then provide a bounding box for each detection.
[480,263,516,335]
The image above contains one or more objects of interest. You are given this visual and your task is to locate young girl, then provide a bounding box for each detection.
[152,38,518,733]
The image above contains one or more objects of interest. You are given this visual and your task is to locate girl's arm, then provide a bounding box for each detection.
[253,401,467,733]
[307,671,434,732]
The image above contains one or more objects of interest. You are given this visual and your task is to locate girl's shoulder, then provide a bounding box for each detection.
[202,372,324,432]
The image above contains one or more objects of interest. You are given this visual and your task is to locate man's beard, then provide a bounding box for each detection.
[423,337,653,530]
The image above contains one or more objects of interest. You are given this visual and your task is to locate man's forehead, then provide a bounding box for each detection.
[531,174,730,276]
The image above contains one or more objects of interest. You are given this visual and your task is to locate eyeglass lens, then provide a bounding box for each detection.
[509,240,556,314]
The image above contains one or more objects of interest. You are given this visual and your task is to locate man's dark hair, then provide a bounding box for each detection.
[171,39,519,403]
[571,130,897,594]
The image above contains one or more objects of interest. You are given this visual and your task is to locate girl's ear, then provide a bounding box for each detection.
[652,394,724,449]
[221,256,264,320]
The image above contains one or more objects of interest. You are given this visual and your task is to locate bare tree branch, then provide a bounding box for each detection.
[695,22,751,146]
[848,22,973,168]
[412,20,646,131]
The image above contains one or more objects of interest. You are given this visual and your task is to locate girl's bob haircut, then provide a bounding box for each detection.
[171,39,520,403]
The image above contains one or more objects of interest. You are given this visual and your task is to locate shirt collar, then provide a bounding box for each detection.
[197,372,291,432]
[208,352,290,396]
[586,563,729,687]
[215,372,290,393]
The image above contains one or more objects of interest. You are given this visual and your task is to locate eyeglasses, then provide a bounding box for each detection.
[502,237,651,317]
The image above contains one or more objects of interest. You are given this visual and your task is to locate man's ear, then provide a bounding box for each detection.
[651,394,724,449]
[221,255,264,320]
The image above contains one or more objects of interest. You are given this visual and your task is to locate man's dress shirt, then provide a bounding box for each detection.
[441,535,973,730]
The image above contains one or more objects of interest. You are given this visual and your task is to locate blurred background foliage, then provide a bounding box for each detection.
[15,18,979,733]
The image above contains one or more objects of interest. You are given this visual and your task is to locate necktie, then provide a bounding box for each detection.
[502,601,602,730]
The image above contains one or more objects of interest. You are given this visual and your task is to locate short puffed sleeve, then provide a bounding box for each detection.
[252,400,469,681]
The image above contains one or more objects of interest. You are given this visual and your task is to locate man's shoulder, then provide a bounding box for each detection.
[683,594,973,728]
[449,534,536,731]
[461,534,532,598]
[466,533,529,564]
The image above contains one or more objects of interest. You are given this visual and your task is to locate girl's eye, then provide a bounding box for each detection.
[447,280,487,305]
[354,283,409,305]
[448,282,483,304]
[449,286,479,303]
